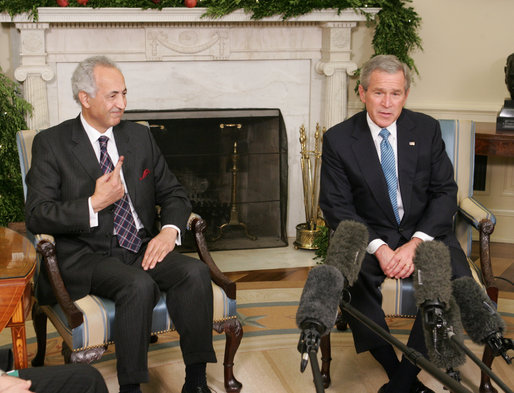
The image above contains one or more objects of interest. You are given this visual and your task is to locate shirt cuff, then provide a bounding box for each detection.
[412,231,433,242]
[88,197,98,228]
[161,224,182,246]
[367,239,386,255]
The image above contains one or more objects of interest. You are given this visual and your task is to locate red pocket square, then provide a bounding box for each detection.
[139,169,150,180]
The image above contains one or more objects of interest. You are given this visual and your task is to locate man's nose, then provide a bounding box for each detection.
[382,94,391,107]
[116,95,126,109]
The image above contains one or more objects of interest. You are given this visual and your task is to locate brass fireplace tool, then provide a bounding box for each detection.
[294,123,326,250]
[212,123,257,241]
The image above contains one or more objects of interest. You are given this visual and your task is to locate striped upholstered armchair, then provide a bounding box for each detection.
[319,119,498,393]
[16,129,243,393]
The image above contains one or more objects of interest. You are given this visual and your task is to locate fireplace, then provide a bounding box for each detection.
[2,7,378,239]
[124,109,288,251]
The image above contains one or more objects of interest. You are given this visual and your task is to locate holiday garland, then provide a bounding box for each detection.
[0,0,422,74]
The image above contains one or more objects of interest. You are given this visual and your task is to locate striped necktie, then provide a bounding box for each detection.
[379,129,400,224]
[98,136,142,252]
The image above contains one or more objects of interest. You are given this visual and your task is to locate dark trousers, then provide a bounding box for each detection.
[18,363,108,393]
[90,235,216,385]
[344,242,472,355]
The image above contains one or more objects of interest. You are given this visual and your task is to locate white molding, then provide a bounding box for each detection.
[0,7,378,24]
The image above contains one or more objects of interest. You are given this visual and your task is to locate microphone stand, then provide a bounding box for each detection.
[298,326,325,393]
[447,332,513,393]
[340,299,472,393]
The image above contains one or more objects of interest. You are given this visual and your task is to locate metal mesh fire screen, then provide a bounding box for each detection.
[123,109,288,252]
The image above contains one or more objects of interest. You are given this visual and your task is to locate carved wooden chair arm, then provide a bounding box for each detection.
[188,215,236,300]
[36,239,83,329]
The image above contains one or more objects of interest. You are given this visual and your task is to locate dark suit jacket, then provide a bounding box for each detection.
[320,109,460,250]
[25,116,191,304]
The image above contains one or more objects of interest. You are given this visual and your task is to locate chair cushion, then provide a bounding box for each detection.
[381,277,417,317]
[42,282,236,351]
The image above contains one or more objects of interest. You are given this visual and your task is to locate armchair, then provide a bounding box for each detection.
[16,129,243,393]
[319,119,499,393]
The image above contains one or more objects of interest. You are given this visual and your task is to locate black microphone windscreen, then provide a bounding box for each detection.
[325,220,368,286]
[296,265,345,335]
[452,276,506,344]
[413,241,452,308]
[425,295,466,369]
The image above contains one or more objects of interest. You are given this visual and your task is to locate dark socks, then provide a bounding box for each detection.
[370,345,400,379]
[185,363,207,389]
[119,383,141,393]
[385,356,420,393]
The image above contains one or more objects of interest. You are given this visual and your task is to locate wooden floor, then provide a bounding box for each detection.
[226,241,514,295]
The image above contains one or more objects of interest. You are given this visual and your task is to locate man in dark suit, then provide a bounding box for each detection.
[25,56,216,393]
[319,55,471,393]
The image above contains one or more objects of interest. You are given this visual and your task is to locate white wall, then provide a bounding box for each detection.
[349,0,514,120]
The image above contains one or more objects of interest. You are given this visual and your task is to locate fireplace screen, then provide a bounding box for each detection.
[123,109,288,251]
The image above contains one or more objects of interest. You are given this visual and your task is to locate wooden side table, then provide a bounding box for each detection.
[475,122,514,157]
[0,227,36,369]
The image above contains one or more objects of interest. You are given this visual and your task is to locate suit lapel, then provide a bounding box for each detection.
[113,123,138,203]
[71,117,102,182]
[397,111,418,221]
[351,115,397,223]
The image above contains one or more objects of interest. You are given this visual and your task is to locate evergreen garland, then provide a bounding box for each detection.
[0,0,422,74]
[0,70,32,226]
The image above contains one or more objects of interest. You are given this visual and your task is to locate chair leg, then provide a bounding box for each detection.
[479,345,498,393]
[214,318,243,393]
[31,303,47,367]
[320,333,332,389]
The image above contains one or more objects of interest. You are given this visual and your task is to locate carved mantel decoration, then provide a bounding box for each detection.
[0,7,379,236]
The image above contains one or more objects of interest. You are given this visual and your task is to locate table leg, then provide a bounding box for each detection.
[9,299,29,369]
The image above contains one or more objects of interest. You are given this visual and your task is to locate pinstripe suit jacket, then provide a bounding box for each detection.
[25,116,191,304]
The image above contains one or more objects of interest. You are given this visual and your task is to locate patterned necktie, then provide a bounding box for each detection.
[98,136,142,252]
[379,129,400,224]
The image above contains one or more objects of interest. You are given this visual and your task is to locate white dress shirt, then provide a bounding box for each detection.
[365,113,432,254]
[81,114,181,245]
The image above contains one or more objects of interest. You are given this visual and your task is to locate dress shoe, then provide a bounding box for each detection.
[181,385,213,393]
[410,379,435,393]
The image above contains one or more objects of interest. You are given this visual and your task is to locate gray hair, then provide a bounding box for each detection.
[71,56,121,104]
[360,55,411,92]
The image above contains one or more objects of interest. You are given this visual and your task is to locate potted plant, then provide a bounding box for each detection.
[0,69,32,227]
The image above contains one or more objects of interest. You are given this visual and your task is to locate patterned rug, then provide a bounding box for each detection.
[2,287,514,392]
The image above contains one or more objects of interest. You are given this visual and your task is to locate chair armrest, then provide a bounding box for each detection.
[458,197,496,230]
[458,197,497,297]
[187,214,236,300]
[36,239,84,329]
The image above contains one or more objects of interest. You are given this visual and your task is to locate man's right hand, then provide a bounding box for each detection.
[0,375,32,392]
[91,156,125,213]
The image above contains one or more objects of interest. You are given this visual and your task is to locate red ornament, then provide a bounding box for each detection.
[77,0,89,5]
[151,0,161,4]
[184,0,197,8]
[57,0,69,6]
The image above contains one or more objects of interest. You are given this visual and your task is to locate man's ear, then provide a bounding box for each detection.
[78,91,90,108]
[358,84,366,104]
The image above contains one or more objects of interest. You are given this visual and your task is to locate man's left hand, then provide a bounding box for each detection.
[385,237,423,279]
[141,227,178,270]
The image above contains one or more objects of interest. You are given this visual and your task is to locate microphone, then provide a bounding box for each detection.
[324,220,368,287]
[452,276,512,364]
[413,241,466,370]
[295,220,368,379]
[296,264,344,386]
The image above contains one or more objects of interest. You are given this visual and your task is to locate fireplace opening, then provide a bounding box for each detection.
[123,109,288,252]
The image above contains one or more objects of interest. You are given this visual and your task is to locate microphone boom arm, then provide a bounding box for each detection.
[340,299,472,393]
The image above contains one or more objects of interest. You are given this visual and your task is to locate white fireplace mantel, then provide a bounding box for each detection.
[1,7,378,237]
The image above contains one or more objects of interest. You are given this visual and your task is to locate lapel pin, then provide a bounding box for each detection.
[409,141,416,146]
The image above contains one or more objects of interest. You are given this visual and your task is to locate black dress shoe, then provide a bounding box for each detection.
[181,385,213,393]
[410,379,435,393]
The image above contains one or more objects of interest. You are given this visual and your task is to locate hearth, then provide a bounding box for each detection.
[124,109,288,251]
